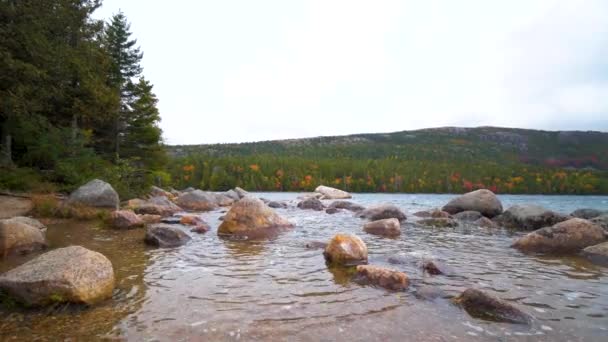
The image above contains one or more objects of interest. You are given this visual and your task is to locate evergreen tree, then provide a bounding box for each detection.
[103,11,143,160]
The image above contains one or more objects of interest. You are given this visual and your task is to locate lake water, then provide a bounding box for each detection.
[1,193,607,341]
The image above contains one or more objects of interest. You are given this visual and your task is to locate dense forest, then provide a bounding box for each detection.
[168,127,608,194]
[0,0,166,198]
[1,1,607,196]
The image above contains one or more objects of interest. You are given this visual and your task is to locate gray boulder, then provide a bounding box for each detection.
[442,189,503,218]
[68,179,119,209]
[590,214,608,233]
[234,187,249,199]
[512,218,605,254]
[0,246,115,306]
[328,200,365,212]
[358,204,406,222]
[571,208,605,219]
[145,224,191,247]
[224,189,240,201]
[297,197,324,211]
[1,216,46,233]
[495,204,569,231]
[268,201,288,209]
[176,190,219,211]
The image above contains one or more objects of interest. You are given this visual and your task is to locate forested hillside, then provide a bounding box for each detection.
[168,127,608,194]
[0,1,166,197]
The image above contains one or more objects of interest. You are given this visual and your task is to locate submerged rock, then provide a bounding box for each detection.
[297,197,324,211]
[328,200,365,212]
[442,189,503,218]
[421,259,454,275]
[0,219,47,257]
[218,197,293,239]
[581,242,608,265]
[268,201,288,209]
[590,214,608,233]
[512,218,605,254]
[474,217,499,228]
[68,179,119,209]
[355,265,409,290]
[358,204,406,222]
[314,185,352,199]
[176,190,220,211]
[325,208,340,214]
[179,215,211,234]
[494,204,569,231]
[419,217,459,228]
[0,246,115,306]
[139,214,162,224]
[323,234,368,266]
[305,241,327,249]
[571,208,605,220]
[363,218,401,236]
[454,288,532,324]
[145,224,191,247]
[109,210,144,229]
[453,210,483,222]
[413,209,451,218]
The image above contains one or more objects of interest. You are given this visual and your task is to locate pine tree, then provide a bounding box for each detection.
[103,11,143,160]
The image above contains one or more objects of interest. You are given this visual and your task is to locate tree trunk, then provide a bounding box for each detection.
[1,129,13,166]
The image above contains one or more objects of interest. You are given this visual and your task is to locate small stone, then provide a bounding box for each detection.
[145,224,191,247]
[363,218,401,236]
[355,265,409,290]
[323,234,368,266]
[454,288,532,324]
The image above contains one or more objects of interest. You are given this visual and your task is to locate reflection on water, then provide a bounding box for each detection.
[0,193,607,341]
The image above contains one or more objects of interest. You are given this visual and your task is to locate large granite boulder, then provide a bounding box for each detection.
[323,234,368,266]
[176,190,219,211]
[495,204,569,231]
[0,246,115,306]
[328,201,365,212]
[363,218,401,237]
[512,218,605,254]
[109,210,144,229]
[297,197,324,211]
[314,185,352,199]
[581,242,608,265]
[358,204,406,222]
[442,189,502,218]
[68,179,119,209]
[218,197,293,239]
[0,219,47,257]
[455,288,532,324]
[571,208,605,220]
[145,224,191,247]
[355,265,409,290]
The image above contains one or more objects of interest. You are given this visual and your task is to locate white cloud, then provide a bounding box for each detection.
[95,0,608,144]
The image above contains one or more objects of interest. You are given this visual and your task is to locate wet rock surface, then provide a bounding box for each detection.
[580,242,608,265]
[0,219,47,257]
[358,204,407,222]
[454,288,532,324]
[419,217,459,228]
[218,197,293,239]
[363,218,401,236]
[355,265,409,290]
[110,210,144,229]
[328,200,365,212]
[323,234,368,266]
[512,218,605,253]
[494,204,569,231]
[297,197,324,211]
[314,185,352,199]
[0,246,115,306]
[145,224,192,247]
[442,189,503,218]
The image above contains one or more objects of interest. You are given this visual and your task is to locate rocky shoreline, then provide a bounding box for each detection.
[0,180,607,327]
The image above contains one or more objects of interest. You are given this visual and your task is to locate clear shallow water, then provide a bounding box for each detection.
[1,193,607,341]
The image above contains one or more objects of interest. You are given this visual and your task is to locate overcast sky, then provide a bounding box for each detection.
[94,0,608,145]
